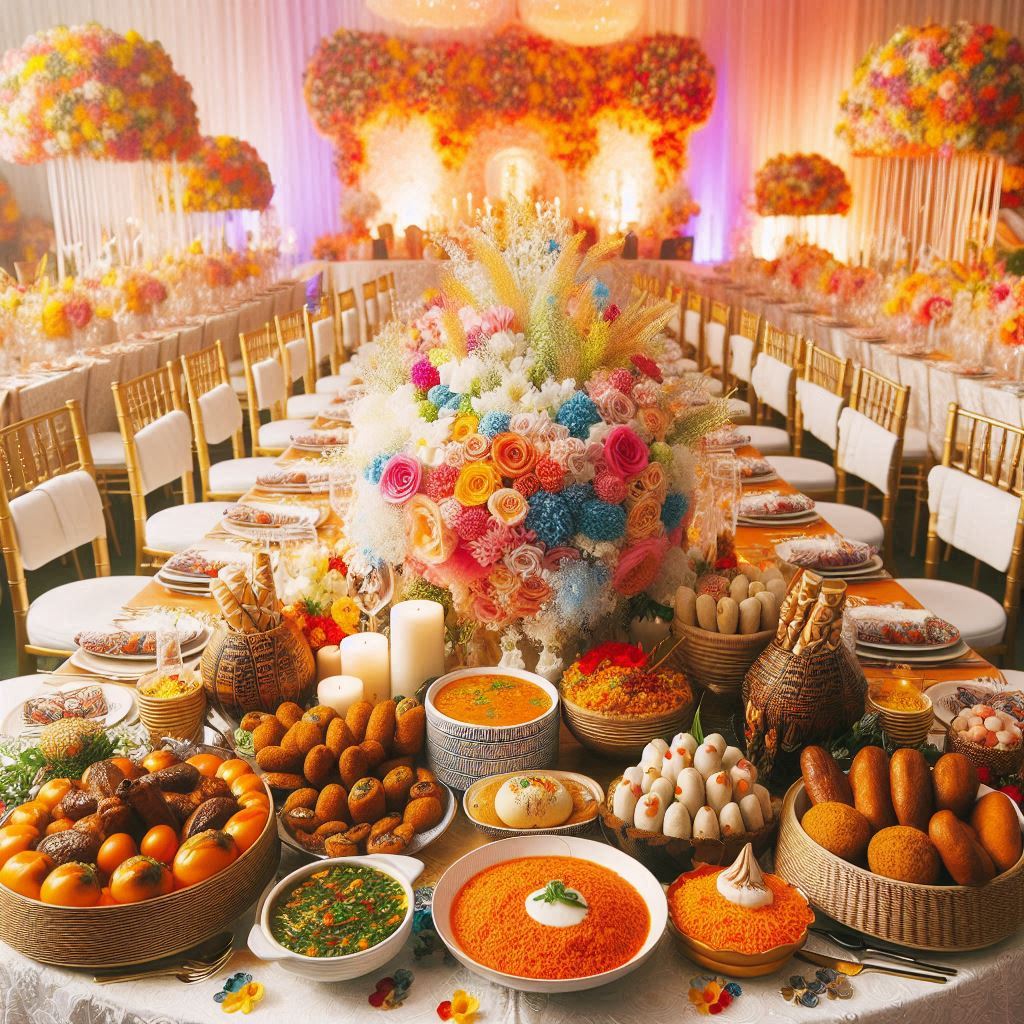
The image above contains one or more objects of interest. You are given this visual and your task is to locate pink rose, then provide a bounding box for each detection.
[603,425,649,479]
[613,536,668,597]
[504,542,545,579]
[463,433,491,461]
[632,380,660,406]
[595,389,638,424]
[481,305,516,334]
[471,592,506,625]
[379,454,422,504]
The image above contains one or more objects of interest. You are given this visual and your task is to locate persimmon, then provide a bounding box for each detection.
[186,753,224,779]
[0,850,54,899]
[35,778,72,810]
[223,807,268,853]
[45,818,74,835]
[215,758,252,785]
[8,801,49,831]
[40,862,102,907]
[98,886,117,906]
[108,756,139,780]
[109,856,173,903]
[142,749,179,774]
[236,790,271,812]
[140,824,179,864]
[229,773,265,798]
[172,829,238,887]
[97,833,138,875]
[0,828,38,868]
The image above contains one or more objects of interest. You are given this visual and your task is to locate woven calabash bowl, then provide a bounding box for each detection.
[774,780,1024,951]
[945,725,1024,776]
[560,693,697,761]
[0,779,280,967]
[674,623,774,696]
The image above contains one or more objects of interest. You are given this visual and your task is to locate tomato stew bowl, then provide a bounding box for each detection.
[247,854,423,981]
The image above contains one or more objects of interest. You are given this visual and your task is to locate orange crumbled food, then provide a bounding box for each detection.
[561,663,691,717]
[668,865,813,955]
[450,856,649,979]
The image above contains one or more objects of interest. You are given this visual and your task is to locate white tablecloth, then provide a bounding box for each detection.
[0,676,1022,1024]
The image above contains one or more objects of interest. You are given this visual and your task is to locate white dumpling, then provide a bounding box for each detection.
[729,760,758,803]
[739,793,765,831]
[721,745,745,771]
[634,792,666,832]
[692,805,720,840]
[704,733,727,755]
[650,776,674,808]
[641,738,669,768]
[613,774,643,820]
[671,732,698,759]
[662,741,693,779]
[705,770,733,813]
[641,765,661,793]
[663,802,692,839]
[718,801,745,837]
[753,783,773,823]
[675,767,706,818]
[693,742,724,780]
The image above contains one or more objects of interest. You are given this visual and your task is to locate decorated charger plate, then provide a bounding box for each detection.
[856,632,962,654]
[810,555,885,577]
[855,639,970,664]
[1,680,137,735]
[462,771,604,839]
[775,539,873,571]
[275,780,457,861]
[928,679,1024,727]
[739,510,820,526]
[68,646,205,681]
[73,616,207,660]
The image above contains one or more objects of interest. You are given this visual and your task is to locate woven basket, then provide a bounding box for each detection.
[599,776,780,882]
[201,620,315,719]
[675,622,773,696]
[0,781,280,967]
[946,725,1024,776]
[774,780,1024,951]
[136,674,206,744]
[561,693,696,761]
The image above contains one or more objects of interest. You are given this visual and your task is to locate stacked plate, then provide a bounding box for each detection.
[854,635,970,665]
[738,491,818,527]
[738,456,776,484]
[253,462,331,494]
[289,429,350,452]
[69,616,210,681]
[867,686,934,746]
[220,502,325,541]
[424,668,560,791]
[775,538,883,579]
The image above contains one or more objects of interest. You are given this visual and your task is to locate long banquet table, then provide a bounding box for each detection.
[0,433,1019,1024]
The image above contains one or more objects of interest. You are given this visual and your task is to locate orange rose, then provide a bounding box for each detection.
[453,461,501,506]
[463,433,491,461]
[405,495,457,564]
[491,432,538,478]
[638,406,668,441]
[625,495,665,541]
[487,487,528,526]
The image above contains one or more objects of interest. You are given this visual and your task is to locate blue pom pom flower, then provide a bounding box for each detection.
[578,499,627,541]
[524,491,574,547]
[555,391,602,440]
[478,411,511,438]
[661,492,688,531]
[364,453,391,484]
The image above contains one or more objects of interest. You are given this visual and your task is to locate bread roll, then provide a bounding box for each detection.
[716,597,739,635]
[748,580,766,596]
[754,591,778,632]
[849,746,897,831]
[695,594,718,632]
[729,575,749,603]
[738,597,762,635]
[674,586,697,626]
[766,577,787,605]
[890,748,933,832]
[931,752,978,820]
[800,746,853,806]
[971,791,1024,873]
[929,809,996,886]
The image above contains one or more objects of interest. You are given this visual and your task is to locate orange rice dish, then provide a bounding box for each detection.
[450,856,649,978]
[667,865,813,955]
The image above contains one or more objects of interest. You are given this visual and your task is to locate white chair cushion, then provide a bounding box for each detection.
[815,502,884,550]
[228,358,244,376]
[287,392,335,418]
[678,357,699,373]
[751,353,793,417]
[257,418,314,450]
[252,357,286,410]
[837,407,898,495]
[703,376,723,398]
[145,501,232,553]
[312,317,334,364]
[746,425,791,455]
[208,457,280,495]
[26,575,153,652]
[728,398,752,421]
[896,577,1006,651]
[766,456,836,494]
[135,410,193,494]
[198,382,243,445]
[89,432,126,470]
[230,374,247,396]
[999,670,1024,687]
[903,427,929,461]
[315,375,343,396]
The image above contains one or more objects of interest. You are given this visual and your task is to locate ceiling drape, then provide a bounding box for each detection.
[1,0,1022,260]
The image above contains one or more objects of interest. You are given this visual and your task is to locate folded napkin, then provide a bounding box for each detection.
[739,489,814,517]
[846,605,960,646]
[24,685,107,727]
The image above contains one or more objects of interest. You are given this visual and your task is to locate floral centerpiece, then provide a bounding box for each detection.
[339,203,727,674]
[754,154,852,217]
[279,543,361,650]
[0,173,20,243]
[179,135,274,212]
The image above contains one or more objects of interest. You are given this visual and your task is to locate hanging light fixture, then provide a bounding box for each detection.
[517,0,644,46]
[365,0,511,31]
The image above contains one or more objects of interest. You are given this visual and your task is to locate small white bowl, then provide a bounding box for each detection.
[431,835,666,993]
[247,854,423,981]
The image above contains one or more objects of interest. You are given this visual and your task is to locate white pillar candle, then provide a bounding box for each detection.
[339,632,391,706]
[317,675,364,718]
[389,600,446,699]
[315,644,342,682]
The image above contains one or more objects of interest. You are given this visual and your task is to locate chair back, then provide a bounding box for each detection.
[332,287,360,371]
[924,404,1024,659]
[0,401,109,669]
[376,274,394,324]
[240,324,287,451]
[728,308,762,386]
[683,290,704,358]
[305,301,334,382]
[362,278,379,343]
[275,308,311,392]
[751,325,804,424]
[704,300,730,378]
[113,364,196,570]
[795,344,849,454]
[181,341,246,499]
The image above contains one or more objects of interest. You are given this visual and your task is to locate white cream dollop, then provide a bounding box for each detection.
[525,885,589,927]
[715,842,773,909]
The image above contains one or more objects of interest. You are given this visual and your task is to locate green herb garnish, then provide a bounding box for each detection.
[533,880,587,910]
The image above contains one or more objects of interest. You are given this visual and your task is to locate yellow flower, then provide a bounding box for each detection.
[330,596,360,633]
[221,980,264,1014]
[451,990,479,1024]
[450,414,479,443]
[453,461,500,506]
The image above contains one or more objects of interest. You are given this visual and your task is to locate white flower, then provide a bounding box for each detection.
[441,354,487,393]
[486,329,526,361]
[670,444,696,492]
[587,421,613,446]
[532,377,577,413]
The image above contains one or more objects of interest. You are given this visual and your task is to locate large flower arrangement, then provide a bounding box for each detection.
[754,153,852,216]
[837,22,1024,160]
[340,204,727,670]
[279,543,361,650]
[179,135,274,212]
[0,173,20,243]
[304,26,714,187]
[0,23,199,163]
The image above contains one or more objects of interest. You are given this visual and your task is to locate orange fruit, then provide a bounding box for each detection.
[215,758,252,785]
[97,833,138,875]
[223,806,268,853]
[186,753,224,778]
[142,749,179,773]
[45,818,74,836]
[108,756,139,780]
[0,850,54,899]
[0,828,38,868]
[230,773,265,798]
[140,824,179,864]
[172,830,238,887]
[8,801,49,831]
[236,790,271,812]
[109,856,173,903]
[35,778,72,810]
[98,886,117,906]
[40,862,102,907]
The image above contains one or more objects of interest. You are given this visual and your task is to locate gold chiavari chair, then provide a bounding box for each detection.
[239,324,314,456]
[361,278,379,343]
[376,273,396,326]
[793,343,850,459]
[180,341,278,500]
[754,325,805,432]
[276,307,313,396]
[897,404,1024,663]
[113,363,230,574]
[0,401,155,671]
[704,299,731,388]
[683,290,705,364]
[304,298,334,383]
[726,308,763,413]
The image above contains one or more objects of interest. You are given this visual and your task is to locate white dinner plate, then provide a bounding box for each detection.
[856,632,962,654]
[855,639,970,664]
[2,681,136,735]
[784,555,883,577]
[74,617,207,660]
[927,680,1024,727]
[739,510,820,526]
[154,574,213,596]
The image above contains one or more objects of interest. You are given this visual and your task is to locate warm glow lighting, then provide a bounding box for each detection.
[518,0,643,46]
[367,0,511,30]
[752,214,850,261]
[583,118,657,233]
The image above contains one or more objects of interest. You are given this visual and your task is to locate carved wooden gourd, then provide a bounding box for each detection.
[200,620,315,719]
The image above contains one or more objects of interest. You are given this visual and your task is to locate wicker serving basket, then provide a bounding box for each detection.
[0,781,280,968]
[675,623,774,696]
[561,693,696,761]
[774,780,1024,951]
[135,673,206,744]
[600,775,780,882]
[946,724,1024,776]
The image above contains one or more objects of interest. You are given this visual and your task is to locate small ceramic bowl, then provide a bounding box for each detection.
[247,854,423,981]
